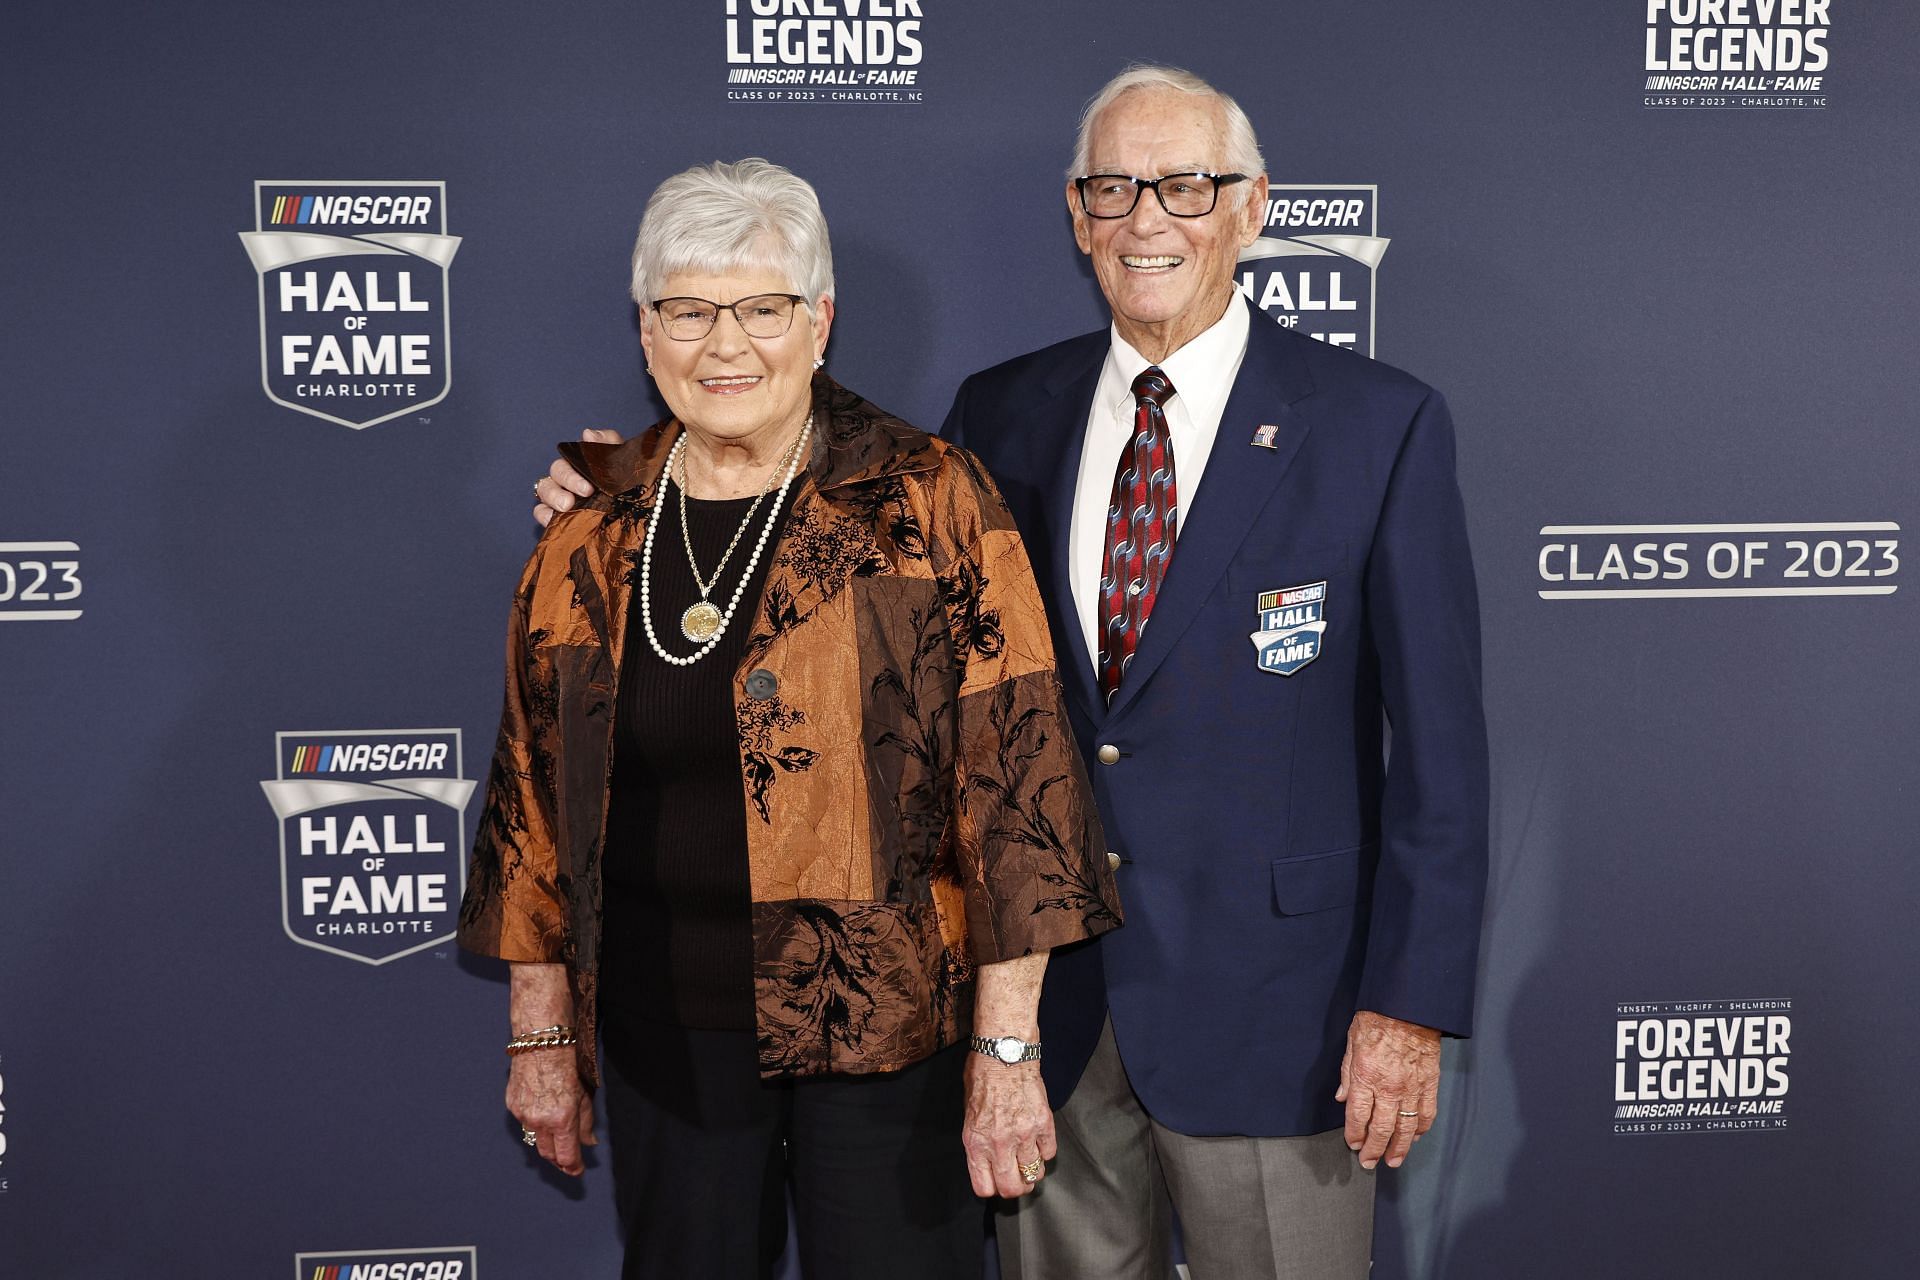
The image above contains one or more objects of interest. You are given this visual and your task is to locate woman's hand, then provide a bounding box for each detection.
[505,961,595,1175]
[507,1046,597,1176]
[962,1052,1056,1198]
[534,428,622,526]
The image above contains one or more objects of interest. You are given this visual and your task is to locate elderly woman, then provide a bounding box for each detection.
[459,158,1119,1279]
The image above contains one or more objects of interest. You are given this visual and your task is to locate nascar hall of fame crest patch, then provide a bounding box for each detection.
[260,729,475,964]
[294,1245,477,1280]
[1237,186,1388,357]
[239,181,461,429]
[1250,581,1328,677]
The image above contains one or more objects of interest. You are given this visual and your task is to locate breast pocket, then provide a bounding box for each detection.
[1271,841,1377,916]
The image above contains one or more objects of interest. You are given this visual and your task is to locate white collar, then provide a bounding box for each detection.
[1102,292,1250,423]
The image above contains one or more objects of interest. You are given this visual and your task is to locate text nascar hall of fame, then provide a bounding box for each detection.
[722,0,926,103]
[239,182,461,429]
[1643,0,1832,110]
[260,729,476,964]
[1613,999,1793,1135]
[1237,187,1389,359]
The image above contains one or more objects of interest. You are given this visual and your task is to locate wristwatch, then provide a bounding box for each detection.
[969,1033,1043,1065]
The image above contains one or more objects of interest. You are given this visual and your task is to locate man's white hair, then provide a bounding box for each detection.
[629,158,835,308]
[1067,64,1266,194]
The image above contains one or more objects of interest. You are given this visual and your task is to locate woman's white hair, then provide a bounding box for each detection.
[1067,64,1266,196]
[629,158,835,307]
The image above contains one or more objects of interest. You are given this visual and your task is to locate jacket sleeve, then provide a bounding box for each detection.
[933,448,1122,965]
[458,538,569,963]
[1355,389,1489,1037]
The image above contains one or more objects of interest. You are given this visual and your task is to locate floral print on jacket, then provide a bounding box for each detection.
[459,375,1119,1084]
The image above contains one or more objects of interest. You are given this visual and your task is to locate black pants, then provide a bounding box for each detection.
[601,1020,985,1280]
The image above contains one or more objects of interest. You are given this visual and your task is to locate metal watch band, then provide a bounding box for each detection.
[969,1033,1043,1064]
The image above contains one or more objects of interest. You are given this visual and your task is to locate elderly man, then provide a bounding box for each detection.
[540,65,1487,1280]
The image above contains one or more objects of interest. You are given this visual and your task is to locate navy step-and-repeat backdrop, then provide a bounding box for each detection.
[4,2,1915,1276]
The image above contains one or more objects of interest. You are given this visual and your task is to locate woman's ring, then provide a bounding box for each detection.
[1019,1159,1044,1183]
[1397,1110,1421,1118]
[522,1128,539,1146]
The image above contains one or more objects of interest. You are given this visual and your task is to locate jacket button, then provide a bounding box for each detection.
[1106,851,1122,871]
[1096,744,1121,765]
[745,669,779,700]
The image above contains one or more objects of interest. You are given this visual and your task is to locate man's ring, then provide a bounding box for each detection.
[1019,1159,1044,1183]
[1397,1110,1421,1118]
[522,1128,538,1146]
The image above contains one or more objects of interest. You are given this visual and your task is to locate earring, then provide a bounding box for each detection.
[646,365,654,374]
[812,358,824,369]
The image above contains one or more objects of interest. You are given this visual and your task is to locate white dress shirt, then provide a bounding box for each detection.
[1068,296,1251,673]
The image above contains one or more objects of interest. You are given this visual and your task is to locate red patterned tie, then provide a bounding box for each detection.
[1098,366,1178,701]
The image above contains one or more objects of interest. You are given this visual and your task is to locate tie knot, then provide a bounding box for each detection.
[1131,366,1175,408]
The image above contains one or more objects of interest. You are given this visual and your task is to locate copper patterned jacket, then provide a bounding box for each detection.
[459,375,1120,1086]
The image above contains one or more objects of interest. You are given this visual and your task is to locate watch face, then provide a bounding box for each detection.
[995,1037,1023,1064]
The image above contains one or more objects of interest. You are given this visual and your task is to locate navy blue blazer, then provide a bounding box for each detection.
[941,298,1488,1137]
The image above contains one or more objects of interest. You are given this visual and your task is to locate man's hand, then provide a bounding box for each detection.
[533,427,623,526]
[962,1051,1057,1199]
[1336,1009,1442,1170]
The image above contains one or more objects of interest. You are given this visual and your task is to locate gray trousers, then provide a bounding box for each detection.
[997,1019,1374,1280]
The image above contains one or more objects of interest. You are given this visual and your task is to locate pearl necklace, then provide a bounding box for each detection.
[637,414,812,667]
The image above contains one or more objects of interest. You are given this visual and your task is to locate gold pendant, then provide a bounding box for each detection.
[681,600,723,643]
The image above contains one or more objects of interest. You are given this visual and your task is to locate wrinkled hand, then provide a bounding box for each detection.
[506,1048,597,1176]
[533,427,623,526]
[1337,1010,1442,1170]
[962,1053,1056,1198]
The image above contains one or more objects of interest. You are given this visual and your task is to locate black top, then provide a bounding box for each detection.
[600,476,797,1032]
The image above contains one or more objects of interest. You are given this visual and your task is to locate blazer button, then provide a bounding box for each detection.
[1106,851,1122,871]
[1096,744,1121,765]
[745,669,779,700]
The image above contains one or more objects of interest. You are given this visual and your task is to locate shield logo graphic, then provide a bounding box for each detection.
[1249,581,1329,677]
[261,729,475,964]
[1237,185,1388,358]
[239,181,461,429]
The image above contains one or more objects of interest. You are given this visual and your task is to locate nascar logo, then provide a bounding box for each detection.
[294,1246,476,1280]
[288,740,451,774]
[265,192,436,227]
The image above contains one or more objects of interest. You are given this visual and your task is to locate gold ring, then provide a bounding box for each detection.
[1397,1110,1421,1118]
[1019,1159,1044,1183]
[522,1128,538,1146]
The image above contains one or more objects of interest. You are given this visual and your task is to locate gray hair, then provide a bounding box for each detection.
[629,158,835,308]
[1067,64,1266,197]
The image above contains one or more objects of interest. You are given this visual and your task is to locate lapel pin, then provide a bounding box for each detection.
[1251,423,1280,449]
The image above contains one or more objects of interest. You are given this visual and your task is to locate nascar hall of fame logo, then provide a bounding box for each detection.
[238,182,461,429]
[1614,999,1793,1134]
[1237,187,1388,358]
[0,542,83,621]
[294,1246,477,1280]
[723,0,925,103]
[1249,581,1328,677]
[1537,521,1900,599]
[1644,0,1832,110]
[260,729,475,964]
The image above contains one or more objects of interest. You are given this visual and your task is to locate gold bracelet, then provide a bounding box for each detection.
[506,1025,579,1055]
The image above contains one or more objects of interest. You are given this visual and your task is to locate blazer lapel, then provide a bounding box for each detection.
[1104,315,1317,722]
[1033,343,1108,724]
